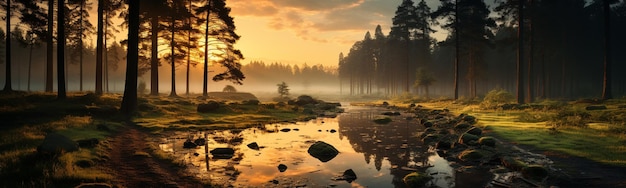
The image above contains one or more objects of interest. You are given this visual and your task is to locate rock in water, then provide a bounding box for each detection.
[342,169,357,182]
[37,132,78,155]
[307,141,339,162]
[247,142,260,150]
[183,139,197,149]
[194,138,206,146]
[210,148,235,159]
[403,172,432,188]
[278,164,288,172]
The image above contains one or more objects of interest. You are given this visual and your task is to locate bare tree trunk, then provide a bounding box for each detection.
[95,0,104,94]
[202,0,210,97]
[169,16,177,97]
[79,0,84,92]
[46,0,54,92]
[3,0,12,92]
[58,0,66,99]
[453,0,459,100]
[150,15,159,96]
[516,0,525,104]
[121,0,140,116]
[601,0,612,100]
[28,44,33,92]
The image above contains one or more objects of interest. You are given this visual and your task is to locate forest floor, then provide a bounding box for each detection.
[104,125,206,188]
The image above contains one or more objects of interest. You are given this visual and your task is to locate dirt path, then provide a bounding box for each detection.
[105,126,205,188]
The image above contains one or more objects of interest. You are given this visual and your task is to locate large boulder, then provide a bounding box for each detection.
[465,127,483,136]
[458,149,484,162]
[210,148,235,159]
[478,137,496,147]
[458,133,480,145]
[37,132,79,155]
[342,169,358,183]
[197,101,220,113]
[307,141,339,162]
[295,95,318,106]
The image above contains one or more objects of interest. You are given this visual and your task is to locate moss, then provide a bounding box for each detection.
[403,172,432,188]
[458,149,484,162]
[478,137,496,147]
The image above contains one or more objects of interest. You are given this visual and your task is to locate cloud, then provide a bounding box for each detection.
[229,0,401,43]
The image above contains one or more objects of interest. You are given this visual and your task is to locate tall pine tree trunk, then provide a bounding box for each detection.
[169,16,177,97]
[79,0,84,92]
[150,15,159,96]
[121,0,140,116]
[58,0,66,99]
[46,0,54,92]
[602,0,612,100]
[95,0,104,94]
[453,0,459,100]
[3,0,12,92]
[203,6,209,97]
[516,0,525,104]
[28,44,33,92]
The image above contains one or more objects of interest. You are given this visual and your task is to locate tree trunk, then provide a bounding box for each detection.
[104,12,109,93]
[202,1,210,97]
[527,0,533,102]
[79,0,84,92]
[95,0,104,95]
[46,0,54,92]
[28,44,33,92]
[516,0,525,104]
[121,0,140,116]
[58,0,66,99]
[150,15,159,96]
[453,0,459,100]
[186,0,191,96]
[3,0,12,92]
[601,0,612,100]
[169,16,177,97]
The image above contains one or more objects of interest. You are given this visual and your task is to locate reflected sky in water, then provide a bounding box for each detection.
[159,104,454,187]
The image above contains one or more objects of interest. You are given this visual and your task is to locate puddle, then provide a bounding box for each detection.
[158,105,470,187]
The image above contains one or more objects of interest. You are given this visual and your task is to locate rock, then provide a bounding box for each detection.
[424,128,436,133]
[278,164,288,172]
[77,138,99,148]
[183,139,197,149]
[455,166,492,188]
[373,117,392,124]
[502,156,526,171]
[382,101,389,106]
[382,111,401,116]
[194,138,206,146]
[421,134,439,144]
[295,95,318,106]
[463,115,476,124]
[330,129,337,133]
[522,165,548,180]
[243,99,260,105]
[210,148,235,159]
[307,141,339,162]
[454,123,471,130]
[74,183,113,188]
[37,132,79,155]
[458,149,484,162]
[280,128,291,132]
[458,133,480,145]
[247,142,260,150]
[403,172,432,188]
[423,121,433,128]
[585,105,607,110]
[478,137,496,147]
[436,140,452,150]
[466,127,482,136]
[197,101,220,113]
[342,169,357,183]
[269,179,279,184]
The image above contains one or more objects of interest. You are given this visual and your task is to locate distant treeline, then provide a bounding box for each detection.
[241,61,337,91]
[340,0,626,100]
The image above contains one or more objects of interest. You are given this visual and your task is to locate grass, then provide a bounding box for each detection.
[1,92,336,187]
[419,99,626,167]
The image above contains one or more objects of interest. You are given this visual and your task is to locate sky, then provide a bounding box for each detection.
[220,0,446,67]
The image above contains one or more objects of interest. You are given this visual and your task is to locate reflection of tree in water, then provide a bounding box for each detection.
[338,108,431,187]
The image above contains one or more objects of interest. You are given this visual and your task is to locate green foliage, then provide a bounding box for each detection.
[277,82,289,98]
[480,89,514,109]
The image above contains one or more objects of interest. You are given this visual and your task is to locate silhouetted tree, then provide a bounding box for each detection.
[57,0,66,98]
[121,0,140,116]
[277,82,289,98]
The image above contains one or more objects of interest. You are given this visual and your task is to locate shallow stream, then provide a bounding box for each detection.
[158,104,460,187]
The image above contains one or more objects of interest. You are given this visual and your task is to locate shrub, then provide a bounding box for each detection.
[480,89,514,109]
[223,85,237,92]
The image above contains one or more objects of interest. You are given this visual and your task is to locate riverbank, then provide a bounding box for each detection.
[0,92,342,187]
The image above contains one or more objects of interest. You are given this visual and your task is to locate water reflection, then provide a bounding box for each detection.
[158,104,455,187]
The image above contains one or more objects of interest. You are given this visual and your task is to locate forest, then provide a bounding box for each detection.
[339,0,626,102]
[2,0,626,188]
